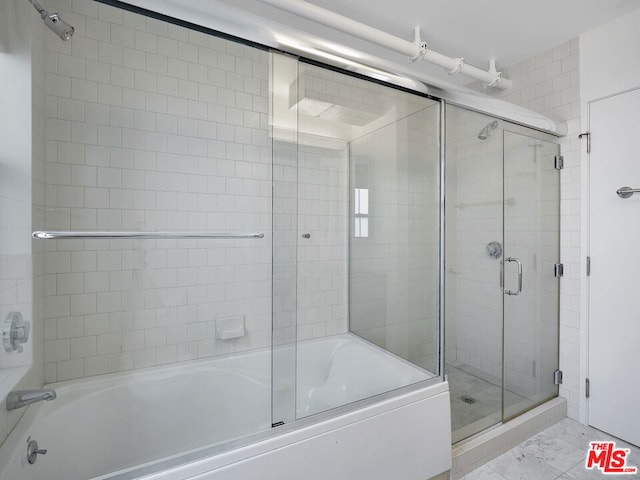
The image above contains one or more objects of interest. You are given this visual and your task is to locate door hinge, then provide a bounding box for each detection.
[579,132,591,154]
[586,378,590,398]
[554,155,564,170]
[554,370,563,385]
[586,256,591,276]
[554,263,564,278]
[272,421,285,428]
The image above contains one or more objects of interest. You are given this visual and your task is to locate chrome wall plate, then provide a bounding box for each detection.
[3,311,30,353]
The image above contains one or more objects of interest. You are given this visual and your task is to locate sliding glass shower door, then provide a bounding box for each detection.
[271,52,442,426]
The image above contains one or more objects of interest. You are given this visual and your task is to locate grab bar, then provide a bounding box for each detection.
[616,186,640,199]
[32,231,264,240]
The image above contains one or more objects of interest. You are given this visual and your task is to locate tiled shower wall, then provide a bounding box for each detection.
[296,141,348,341]
[41,0,355,382]
[41,0,276,382]
[271,138,349,347]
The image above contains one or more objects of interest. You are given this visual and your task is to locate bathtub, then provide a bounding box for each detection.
[0,334,451,480]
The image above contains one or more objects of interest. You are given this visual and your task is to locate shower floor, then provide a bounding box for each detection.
[447,364,533,443]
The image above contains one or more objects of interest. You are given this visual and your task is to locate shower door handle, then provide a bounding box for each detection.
[504,257,523,296]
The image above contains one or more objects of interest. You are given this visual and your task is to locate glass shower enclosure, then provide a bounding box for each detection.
[445,105,561,443]
[0,0,444,473]
[0,0,566,476]
[271,54,442,425]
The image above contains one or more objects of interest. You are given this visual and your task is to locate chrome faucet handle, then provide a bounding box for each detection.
[27,438,47,465]
[3,312,30,353]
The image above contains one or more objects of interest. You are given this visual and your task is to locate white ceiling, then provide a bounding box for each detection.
[206,0,640,85]
[289,0,640,67]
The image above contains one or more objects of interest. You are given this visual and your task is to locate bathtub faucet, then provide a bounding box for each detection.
[6,389,57,411]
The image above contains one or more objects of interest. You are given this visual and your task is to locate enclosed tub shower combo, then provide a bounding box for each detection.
[0,0,562,479]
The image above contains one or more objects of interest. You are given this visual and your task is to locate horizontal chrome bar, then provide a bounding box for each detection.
[616,186,640,198]
[32,231,264,240]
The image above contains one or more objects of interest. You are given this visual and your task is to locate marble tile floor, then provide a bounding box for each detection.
[460,417,640,479]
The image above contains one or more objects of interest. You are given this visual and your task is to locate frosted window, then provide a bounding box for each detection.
[354,188,369,237]
[354,188,368,214]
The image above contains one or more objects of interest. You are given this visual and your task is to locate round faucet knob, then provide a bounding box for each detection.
[27,439,47,465]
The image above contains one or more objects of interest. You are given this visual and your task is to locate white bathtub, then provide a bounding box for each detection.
[0,334,451,480]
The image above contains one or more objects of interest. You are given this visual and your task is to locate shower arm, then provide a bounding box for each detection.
[28,0,47,18]
[255,0,512,90]
[25,0,74,41]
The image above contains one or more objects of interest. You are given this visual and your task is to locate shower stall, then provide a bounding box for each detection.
[0,0,561,478]
[445,105,561,443]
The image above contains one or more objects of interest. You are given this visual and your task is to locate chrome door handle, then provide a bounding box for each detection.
[616,186,640,198]
[504,256,523,296]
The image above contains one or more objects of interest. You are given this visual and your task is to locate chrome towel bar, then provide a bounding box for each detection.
[32,231,264,240]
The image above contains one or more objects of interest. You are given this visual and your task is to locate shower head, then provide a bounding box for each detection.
[477,120,499,140]
[42,12,75,41]
[28,0,74,41]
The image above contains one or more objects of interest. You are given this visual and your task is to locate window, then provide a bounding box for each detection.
[354,188,369,238]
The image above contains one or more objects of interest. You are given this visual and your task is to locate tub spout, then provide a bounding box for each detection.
[6,389,56,411]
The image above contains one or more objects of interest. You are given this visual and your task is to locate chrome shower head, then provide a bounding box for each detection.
[41,11,75,41]
[28,0,74,41]
[477,120,499,140]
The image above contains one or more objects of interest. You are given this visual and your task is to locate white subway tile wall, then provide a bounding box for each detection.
[296,140,348,341]
[42,0,276,382]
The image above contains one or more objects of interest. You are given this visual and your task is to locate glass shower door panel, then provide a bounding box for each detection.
[292,62,440,420]
[503,131,560,421]
[271,52,299,426]
[444,106,505,443]
[349,106,441,374]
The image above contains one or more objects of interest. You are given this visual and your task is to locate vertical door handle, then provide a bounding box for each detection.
[504,257,523,296]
